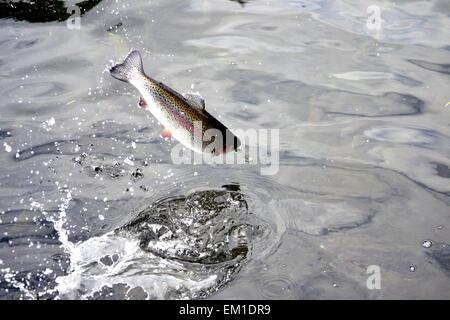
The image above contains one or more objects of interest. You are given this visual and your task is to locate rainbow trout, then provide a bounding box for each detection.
[109,50,240,155]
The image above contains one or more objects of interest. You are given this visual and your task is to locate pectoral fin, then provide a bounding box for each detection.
[183,92,205,111]
[160,128,172,140]
[138,96,148,109]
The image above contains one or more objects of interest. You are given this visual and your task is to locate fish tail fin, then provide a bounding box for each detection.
[109,49,144,83]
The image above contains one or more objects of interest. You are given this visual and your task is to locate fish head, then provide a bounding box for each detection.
[206,130,241,156]
[221,134,241,154]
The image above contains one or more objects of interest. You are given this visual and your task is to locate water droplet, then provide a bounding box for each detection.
[422,240,432,248]
[3,142,12,153]
[409,265,416,272]
[124,158,134,166]
[131,168,144,180]
[47,117,55,126]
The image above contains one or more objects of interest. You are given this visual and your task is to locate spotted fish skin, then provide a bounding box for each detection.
[109,50,240,154]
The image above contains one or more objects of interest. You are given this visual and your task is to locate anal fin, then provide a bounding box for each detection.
[160,128,172,140]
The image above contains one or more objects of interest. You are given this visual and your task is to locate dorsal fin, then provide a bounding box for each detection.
[183,92,205,111]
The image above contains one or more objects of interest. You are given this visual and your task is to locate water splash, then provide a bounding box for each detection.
[54,188,262,299]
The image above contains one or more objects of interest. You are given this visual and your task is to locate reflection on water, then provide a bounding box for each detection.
[407,59,450,75]
[1,0,450,299]
[229,0,250,7]
[0,0,103,23]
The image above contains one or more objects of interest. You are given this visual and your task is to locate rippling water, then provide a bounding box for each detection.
[1,0,450,299]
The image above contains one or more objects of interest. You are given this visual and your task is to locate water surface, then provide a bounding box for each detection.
[1,0,450,299]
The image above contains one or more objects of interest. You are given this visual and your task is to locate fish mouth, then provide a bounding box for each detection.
[213,136,241,155]
[218,146,236,155]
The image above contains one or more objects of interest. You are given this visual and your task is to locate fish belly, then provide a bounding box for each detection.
[139,90,203,154]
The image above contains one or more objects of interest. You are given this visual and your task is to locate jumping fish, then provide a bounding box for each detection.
[109,50,240,155]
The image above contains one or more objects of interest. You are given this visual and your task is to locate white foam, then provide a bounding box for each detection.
[54,232,217,299]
